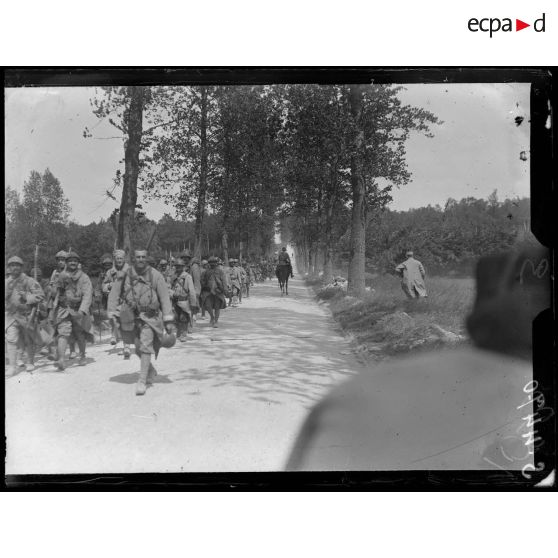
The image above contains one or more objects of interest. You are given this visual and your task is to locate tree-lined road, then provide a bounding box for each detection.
[6,275,364,474]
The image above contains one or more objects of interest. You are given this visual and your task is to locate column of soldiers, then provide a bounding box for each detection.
[6,247,270,394]
[5,250,94,375]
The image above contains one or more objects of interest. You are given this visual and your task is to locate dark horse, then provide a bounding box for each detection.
[276,265,291,296]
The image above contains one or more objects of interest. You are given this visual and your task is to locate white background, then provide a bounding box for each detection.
[2,1,555,556]
[1,0,556,65]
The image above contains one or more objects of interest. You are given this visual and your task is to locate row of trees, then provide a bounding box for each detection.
[86,84,440,295]
[299,193,532,277]
[5,170,271,279]
[5,170,532,283]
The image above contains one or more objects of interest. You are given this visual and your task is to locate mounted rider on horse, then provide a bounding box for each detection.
[275,247,294,295]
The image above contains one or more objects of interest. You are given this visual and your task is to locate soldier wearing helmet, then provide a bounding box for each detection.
[158,258,168,274]
[44,250,73,360]
[200,256,228,328]
[48,250,68,295]
[181,249,202,315]
[50,251,94,369]
[169,256,198,341]
[228,258,242,307]
[198,259,209,319]
[277,246,293,278]
[108,248,175,396]
[101,249,131,357]
[5,256,45,375]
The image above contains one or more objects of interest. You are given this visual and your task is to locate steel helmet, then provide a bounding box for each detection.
[102,256,113,265]
[181,249,192,258]
[55,250,68,259]
[8,256,23,265]
[160,331,176,349]
[159,259,168,266]
[66,251,81,261]
[208,256,219,264]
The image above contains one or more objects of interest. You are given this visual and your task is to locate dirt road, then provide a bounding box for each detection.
[5,272,364,474]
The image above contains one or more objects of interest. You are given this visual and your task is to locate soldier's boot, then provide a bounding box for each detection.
[187,318,193,334]
[6,343,19,376]
[69,340,77,359]
[16,349,25,368]
[57,337,68,370]
[213,310,220,328]
[123,344,131,360]
[47,343,57,361]
[136,354,150,396]
[146,363,158,385]
[25,342,36,372]
[77,340,87,366]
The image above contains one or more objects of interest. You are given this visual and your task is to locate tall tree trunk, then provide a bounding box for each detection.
[221,227,229,264]
[118,86,145,257]
[323,247,333,284]
[323,158,339,284]
[347,85,366,297]
[194,87,209,259]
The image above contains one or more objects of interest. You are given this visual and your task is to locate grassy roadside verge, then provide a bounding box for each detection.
[307,273,474,361]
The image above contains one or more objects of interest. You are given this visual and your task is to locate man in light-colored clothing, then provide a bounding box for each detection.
[102,249,131,357]
[395,250,427,299]
[108,249,175,396]
[5,256,45,375]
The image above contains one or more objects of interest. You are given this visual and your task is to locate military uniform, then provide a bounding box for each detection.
[51,254,94,369]
[170,269,198,340]
[238,263,247,301]
[277,249,293,277]
[228,260,242,306]
[395,253,427,299]
[108,260,175,395]
[200,257,228,327]
[5,259,45,375]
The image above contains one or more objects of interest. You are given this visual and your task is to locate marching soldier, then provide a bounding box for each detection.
[101,249,131,357]
[181,249,201,330]
[200,256,228,328]
[239,260,250,299]
[108,249,176,396]
[5,256,45,375]
[99,255,114,309]
[46,250,77,360]
[158,258,169,276]
[169,257,198,342]
[181,250,202,299]
[167,256,176,282]
[50,251,94,370]
[198,259,209,319]
[246,260,256,295]
[228,259,242,307]
[237,260,247,302]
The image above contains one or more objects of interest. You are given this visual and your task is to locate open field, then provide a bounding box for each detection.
[309,272,475,359]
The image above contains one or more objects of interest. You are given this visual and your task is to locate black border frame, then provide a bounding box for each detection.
[2,67,556,491]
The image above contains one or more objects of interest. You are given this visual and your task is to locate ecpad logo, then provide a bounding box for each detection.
[468,13,546,37]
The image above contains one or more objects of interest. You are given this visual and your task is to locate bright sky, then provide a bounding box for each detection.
[5,83,530,225]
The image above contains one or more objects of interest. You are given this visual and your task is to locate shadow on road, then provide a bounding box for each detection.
[109,372,173,384]
[167,279,360,408]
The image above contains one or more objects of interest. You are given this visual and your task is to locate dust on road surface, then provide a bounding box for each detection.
[5,275,365,474]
